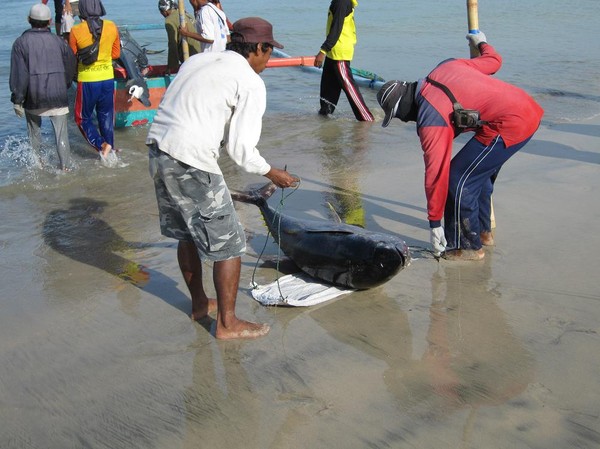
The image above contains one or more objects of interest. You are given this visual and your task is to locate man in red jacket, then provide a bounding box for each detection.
[378,31,543,261]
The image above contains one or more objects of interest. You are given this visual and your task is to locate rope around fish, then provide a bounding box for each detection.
[247,180,439,304]
[250,179,301,302]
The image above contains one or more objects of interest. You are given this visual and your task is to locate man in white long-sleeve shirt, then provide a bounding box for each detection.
[147,17,298,340]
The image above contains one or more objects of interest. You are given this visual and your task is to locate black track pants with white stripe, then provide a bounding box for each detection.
[319,57,374,122]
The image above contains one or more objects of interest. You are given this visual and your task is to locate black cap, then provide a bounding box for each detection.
[377,80,410,128]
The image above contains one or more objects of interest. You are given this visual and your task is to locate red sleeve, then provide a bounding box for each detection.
[462,43,502,75]
[418,125,454,225]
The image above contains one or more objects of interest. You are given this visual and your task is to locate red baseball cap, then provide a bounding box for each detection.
[232,17,283,49]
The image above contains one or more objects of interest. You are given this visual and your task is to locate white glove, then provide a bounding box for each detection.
[13,104,25,118]
[430,227,447,257]
[128,85,144,100]
[466,30,487,47]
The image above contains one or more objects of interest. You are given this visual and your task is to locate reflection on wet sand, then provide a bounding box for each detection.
[401,259,535,419]
[179,341,263,448]
[307,256,534,444]
[318,121,371,227]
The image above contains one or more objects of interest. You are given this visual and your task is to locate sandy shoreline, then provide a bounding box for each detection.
[1,112,599,448]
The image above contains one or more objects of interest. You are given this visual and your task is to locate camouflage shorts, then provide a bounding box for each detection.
[148,144,246,261]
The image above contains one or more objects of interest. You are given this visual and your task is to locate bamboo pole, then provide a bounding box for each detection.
[467,0,496,229]
[467,0,480,58]
[178,0,190,61]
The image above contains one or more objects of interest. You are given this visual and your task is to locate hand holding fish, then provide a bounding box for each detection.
[264,167,300,189]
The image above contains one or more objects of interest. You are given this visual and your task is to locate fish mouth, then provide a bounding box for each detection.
[349,242,409,289]
[396,243,411,267]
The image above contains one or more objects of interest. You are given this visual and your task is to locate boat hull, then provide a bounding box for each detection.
[114,66,172,128]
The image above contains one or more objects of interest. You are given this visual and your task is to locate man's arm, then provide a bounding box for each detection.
[320,0,352,53]
[62,40,77,84]
[111,23,121,60]
[9,41,29,106]
[418,126,455,227]
[464,42,502,76]
[179,26,213,45]
[199,5,217,41]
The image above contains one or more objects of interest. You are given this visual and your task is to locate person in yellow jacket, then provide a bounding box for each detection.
[313,0,373,121]
[68,0,120,161]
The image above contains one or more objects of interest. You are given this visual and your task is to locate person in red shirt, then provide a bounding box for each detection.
[378,31,543,261]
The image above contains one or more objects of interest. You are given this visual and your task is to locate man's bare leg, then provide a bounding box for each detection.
[177,241,217,320]
[213,257,270,340]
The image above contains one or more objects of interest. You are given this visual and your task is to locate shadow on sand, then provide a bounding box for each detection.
[42,197,192,316]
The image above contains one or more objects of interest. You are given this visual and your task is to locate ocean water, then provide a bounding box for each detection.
[1,0,599,185]
[2,1,600,448]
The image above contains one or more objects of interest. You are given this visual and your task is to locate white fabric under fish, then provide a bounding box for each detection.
[251,272,353,307]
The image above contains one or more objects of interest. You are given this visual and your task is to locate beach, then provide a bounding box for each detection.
[1,0,600,447]
[1,112,599,448]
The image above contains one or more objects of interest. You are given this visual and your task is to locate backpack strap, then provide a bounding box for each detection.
[426,76,488,128]
[426,76,462,111]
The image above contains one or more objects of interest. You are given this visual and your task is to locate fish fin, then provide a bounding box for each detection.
[231,181,277,205]
[325,202,343,224]
[256,181,278,201]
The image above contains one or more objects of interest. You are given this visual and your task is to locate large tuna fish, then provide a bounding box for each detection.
[231,183,411,290]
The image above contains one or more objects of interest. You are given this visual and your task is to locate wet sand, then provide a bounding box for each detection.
[1,115,599,449]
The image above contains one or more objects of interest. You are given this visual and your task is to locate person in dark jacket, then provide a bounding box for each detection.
[378,32,543,261]
[313,0,373,121]
[10,3,77,171]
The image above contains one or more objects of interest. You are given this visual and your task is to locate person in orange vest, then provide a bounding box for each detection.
[68,0,120,163]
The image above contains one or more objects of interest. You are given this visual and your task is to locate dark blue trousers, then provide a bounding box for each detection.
[74,79,115,152]
[444,135,532,250]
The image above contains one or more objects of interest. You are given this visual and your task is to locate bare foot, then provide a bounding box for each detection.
[100,142,112,158]
[215,320,270,340]
[480,231,495,246]
[190,298,218,321]
[443,248,485,261]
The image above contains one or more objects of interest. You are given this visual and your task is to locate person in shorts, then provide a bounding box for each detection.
[147,17,299,340]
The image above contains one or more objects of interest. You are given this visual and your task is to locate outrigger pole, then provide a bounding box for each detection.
[178,0,190,61]
[467,0,480,58]
[467,0,496,228]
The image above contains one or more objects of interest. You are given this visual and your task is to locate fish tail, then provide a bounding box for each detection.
[231,181,277,206]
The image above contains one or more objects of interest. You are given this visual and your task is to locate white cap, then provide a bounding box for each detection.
[29,3,52,21]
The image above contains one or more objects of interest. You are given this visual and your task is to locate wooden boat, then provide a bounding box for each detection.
[114,65,172,128]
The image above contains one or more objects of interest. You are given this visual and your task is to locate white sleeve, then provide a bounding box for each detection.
[225,79,271,175]
[199,7,216,40]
